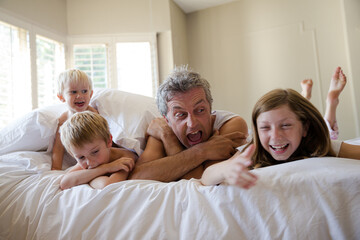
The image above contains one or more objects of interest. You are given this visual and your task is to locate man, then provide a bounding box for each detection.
[129,66,248,181]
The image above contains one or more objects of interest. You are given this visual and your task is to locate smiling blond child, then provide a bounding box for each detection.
[51,69,98,170]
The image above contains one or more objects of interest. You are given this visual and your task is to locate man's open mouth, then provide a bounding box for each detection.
[187,131,202,145]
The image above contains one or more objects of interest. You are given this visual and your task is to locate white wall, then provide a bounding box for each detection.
[187,0,359,140]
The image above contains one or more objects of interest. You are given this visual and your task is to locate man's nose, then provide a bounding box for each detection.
[187,114,198,128]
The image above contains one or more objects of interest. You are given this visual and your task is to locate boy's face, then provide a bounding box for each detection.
[58,81,93,113]
[71,137,112,169]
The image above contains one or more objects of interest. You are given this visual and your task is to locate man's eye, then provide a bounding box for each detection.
[259,126,270,130]
[197,108,205,113]
[175,113,185,118]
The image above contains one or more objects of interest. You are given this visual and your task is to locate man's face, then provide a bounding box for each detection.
[165,87,213,148]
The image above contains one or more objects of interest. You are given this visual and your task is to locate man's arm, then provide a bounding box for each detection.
[51,130,65,170]
[51,113,68,170]
[146,117,184,156]
[202,116,248,170]
[129,132,242,182]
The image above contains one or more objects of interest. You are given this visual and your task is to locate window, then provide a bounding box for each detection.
[0,15,66,129]
[0,20,32,128]
[116,42,154,97]
[36,35,65,108]
[73,44,108,91]
[69,34,159,98]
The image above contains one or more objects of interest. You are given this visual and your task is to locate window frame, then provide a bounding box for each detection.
[0,8,67,110]
[68,33,159,97]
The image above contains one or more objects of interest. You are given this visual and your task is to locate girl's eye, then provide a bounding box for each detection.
[82,90,88,94]
[282,124,291,128]
[71,91,77,94]
[92,150,99,155]
[78,156,85,160]
[259,126,270,130]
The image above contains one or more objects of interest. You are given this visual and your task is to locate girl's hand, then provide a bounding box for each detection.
[222,144,258,188]
[106,157,135,173]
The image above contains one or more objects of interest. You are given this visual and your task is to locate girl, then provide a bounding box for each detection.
[200,88,360,187]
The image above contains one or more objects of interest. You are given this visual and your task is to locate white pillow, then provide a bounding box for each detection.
[0,104,67,155]
[91,89,161,155]
[0,89,161,157]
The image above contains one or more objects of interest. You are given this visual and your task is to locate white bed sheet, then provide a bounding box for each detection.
[1,151,359,239]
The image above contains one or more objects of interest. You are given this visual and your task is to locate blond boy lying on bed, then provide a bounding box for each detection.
[59,111,137,190]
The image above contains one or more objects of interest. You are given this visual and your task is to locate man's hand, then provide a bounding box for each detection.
[146,117,174,141]
[147,117,184,156]
[197,130,247,161]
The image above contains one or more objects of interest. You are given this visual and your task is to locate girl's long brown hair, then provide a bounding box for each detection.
[249,88,335,168]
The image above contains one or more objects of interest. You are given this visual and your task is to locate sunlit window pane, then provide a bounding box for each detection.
[36,35,65,108]
[116,42,153,97]
[73,44,108,90]
[0,21,31,129]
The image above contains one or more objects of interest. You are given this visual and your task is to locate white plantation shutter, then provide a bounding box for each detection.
[0,21,32,129]
[36,35,65,108]
[73,44,108,91]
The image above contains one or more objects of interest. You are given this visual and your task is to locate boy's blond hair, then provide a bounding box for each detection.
[57,69,93,95]
[60,111,111,154]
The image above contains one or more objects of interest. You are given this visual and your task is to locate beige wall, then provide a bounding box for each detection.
[187,0,359,140]
[169,0,189,69]
[0,0,67,35]
[342,0,360,137]
[66,0,171,35]
[1,0,358,139]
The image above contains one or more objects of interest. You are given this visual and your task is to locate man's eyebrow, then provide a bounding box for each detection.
[194,99,206,106]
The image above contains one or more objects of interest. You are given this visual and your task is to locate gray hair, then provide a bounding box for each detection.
[156,65,213,116]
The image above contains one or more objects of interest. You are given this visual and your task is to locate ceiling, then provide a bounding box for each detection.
[172,0,237,14]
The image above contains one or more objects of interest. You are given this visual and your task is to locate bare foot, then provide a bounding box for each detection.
[301,79,313,100]
[324,66,347,134]
[327,66,346,106]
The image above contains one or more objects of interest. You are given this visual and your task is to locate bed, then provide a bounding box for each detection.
[1,89,360,239]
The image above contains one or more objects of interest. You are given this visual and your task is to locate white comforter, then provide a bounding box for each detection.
[1,151,359,239]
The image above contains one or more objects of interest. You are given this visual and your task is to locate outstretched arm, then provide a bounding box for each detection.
[200,144,257,187]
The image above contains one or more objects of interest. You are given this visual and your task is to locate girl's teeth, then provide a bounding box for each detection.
[271,144,287,149]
